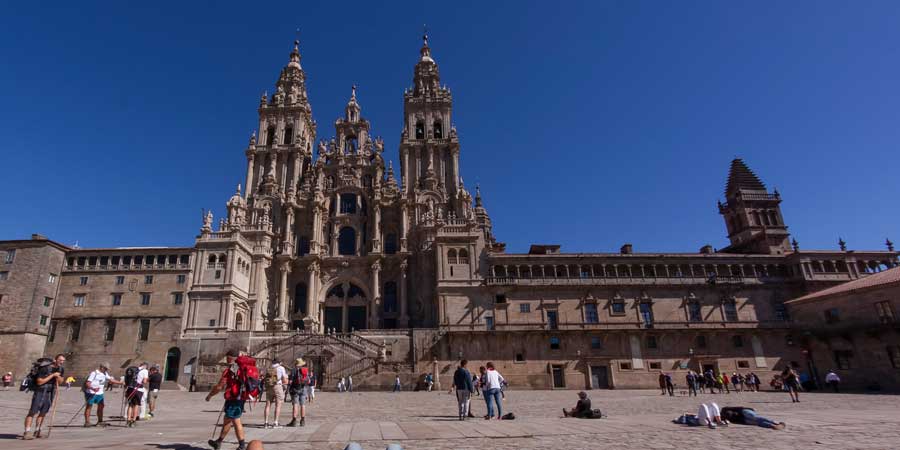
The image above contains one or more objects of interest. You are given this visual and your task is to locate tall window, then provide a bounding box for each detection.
[298,236,311,256]
[339,193,357,214]
[139,319,150,341]
[834,350,852,370]
[112,294,122,306]
[640,302,654,326]
[584,303,599,324]
[681,300,699,322]
[485,315,495,331]
[70,320,81,342]
[611,299,626,315]
[39,315,48,326]
[875,301,895,324]
[145,275,153,284]
[177,274,186,284]
[547,310,559,330]
[447,249,457,264]
[80,276,88,286]
[415,121,425,139]
[74,295,85,307]
[458,249,469,265]
[116,276,125,285]
[724,301,738,322]
[284,126,293,145]
[43,297,52,307]
[48,273,57,284]
[294,283,308,315]
[433,121,443,139]
[105,319,116,341]
[4,249,15,263]
[140,293,151,306]
[173,292,183,305]
[338,227,356,256]
[384,233,397,254]
[267,126,276,146]
[48,321,57,342]
[383,282,398,313]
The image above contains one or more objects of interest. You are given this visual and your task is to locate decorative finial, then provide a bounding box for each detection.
[838,238,846,251]
[249,130,257,145]
[423,24,428,46]
[236,183,242,195]
[887,238,895,252]
[475,183,483,207]
[791,238,799,252]
[351,84,357,100]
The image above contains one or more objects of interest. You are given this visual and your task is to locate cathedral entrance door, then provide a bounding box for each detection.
[324,307,342,332]
[348,306,367,331]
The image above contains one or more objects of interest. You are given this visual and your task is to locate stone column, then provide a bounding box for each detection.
[311,205,322,254]
[400,204,408,251]
[341,296,349,333]
[304,261,319,331]
[452,149,460,193]
[245,153,255,199]
[399,260,409,327]
[278,262,290,328]
[373,204,381,252]
[371,261,381,328]
[432,358,441,391]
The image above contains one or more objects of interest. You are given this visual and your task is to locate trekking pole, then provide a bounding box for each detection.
[63,402,88,428]
[45,384,61,438]
[210,404,225,441]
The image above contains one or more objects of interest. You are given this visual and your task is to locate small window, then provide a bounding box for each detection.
[4,249,15,263]
[105,319,116,341]
[74,295,85,307]
[515,353,525,362]
[485,316,495,331]
[43,297,52,307]
[39,315,48,326]
[550,336,561,350]
[619,362,632,370]
[688,302,702,322]
[834,350,853,370]
[0,271,8,281]
[724,301,738,322]
[208,319,216,327]
[495,294,507,304]
[48,273,57,284]
[145,275,153,284]
[737,360,750,369]
[215,270,222,279]
[584,303,599,324]
[140,293,151,306]
[519,303,531,313]
[138,319,150,341]
[80,276,88,286]
[732,335,744,348]
[177,274,186,284]
[112,294,122,306]
[116,276,125,285]
[590,336,602,349]
[611,300,626,315]
[646,335,658,349]
[649,362,662,370]
[173,292,183,305]
[696,335,707,349]
[824,308,840,324]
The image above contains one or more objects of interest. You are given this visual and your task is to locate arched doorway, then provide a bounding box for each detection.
[164,347,181,381]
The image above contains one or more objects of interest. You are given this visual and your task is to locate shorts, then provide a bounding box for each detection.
[29,390,54,416]
[223,400,245,419]
[290,387,308,405]
[126,388,144,406]
[84,393,105,406]
[266,385,285,403]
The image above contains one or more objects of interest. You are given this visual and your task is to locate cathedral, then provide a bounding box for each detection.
[2,36,898,391]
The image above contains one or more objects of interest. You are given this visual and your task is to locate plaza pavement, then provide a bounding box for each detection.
[1,387,899,449]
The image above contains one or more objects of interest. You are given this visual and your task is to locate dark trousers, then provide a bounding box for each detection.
[829,381,839,393]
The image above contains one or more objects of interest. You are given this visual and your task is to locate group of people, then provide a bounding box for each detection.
[675,370,764,396]
[260,357,317,429]
[335,375,351,392]
[450,360,507,420]
[674,402,786,430]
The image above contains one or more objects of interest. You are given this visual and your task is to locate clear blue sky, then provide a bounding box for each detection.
[2,1,898,253]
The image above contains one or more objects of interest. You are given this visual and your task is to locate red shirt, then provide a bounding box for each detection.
[220,366,239,401]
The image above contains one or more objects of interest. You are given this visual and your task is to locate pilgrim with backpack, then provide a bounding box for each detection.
[206,349,259,450]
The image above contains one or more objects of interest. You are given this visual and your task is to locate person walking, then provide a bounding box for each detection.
[262,358,288,428]
[658,372,667,395]
[125,362,149,427]
[65,376,75,390]
[686,371,698,397]
[721,372,731,394]
[189,375,197,392]
[425,373,434,392]
[825,370,841,393]
[3,371,12,390]
[347,375,353,393]
[482,362,505,420]
[450,360,474,420]
[731,373,742,393]
[206,349,252,450]
[783,366,801,402]
[148,365,163,418]
[83,362,124,427]
[704,370,716,394]
[665,373,675,396]
[22,355,65,440]
[393,376,401,392]
[287,358,310,427]
[308,370,316,402]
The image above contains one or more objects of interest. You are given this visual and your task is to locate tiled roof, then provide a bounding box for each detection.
[787,265,900,304]
[725,158,766,196]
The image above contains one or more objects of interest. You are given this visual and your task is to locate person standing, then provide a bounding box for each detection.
[450,360,474,420]
[287,358,309,427]
[665,373,675,396]
[685,371,698,397]
[825,370,841,393]
[83,362,124,427]
[393,376,401,392]
[22,355,65,440]
[482,362,505,420]
[731,373,742,393]
[308,370,316,402]
[721,372,730,394]
[206,349,250,450]
[262,358,288,428]
[125,362,149,427]
[189,375,197,392]
[347,375,353,393]
[783,366,801,403]
[658,372,667,395]
[704,370,716,394]
[3,371,12,390]
[148,365,163,418]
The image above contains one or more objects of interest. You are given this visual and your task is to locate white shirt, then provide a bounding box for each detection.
[87,370,109,395]
[272,364,287,385]
[483,369,505,390]
[825,372,841,382]
[136,368,149,390]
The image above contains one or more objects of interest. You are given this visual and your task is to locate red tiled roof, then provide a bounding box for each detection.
[787,265,900,304]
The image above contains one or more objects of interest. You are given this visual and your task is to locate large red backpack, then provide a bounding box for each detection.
[226,355,260,401]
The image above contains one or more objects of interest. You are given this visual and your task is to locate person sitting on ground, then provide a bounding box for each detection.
[562,391,592,418]
[720,406,786,430]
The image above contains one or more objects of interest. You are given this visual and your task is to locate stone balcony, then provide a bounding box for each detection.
[442,319,792,332]
[484,275,775,287]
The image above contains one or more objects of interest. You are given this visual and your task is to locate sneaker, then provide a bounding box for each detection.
[35,430,43,438]
[272,422,282,429]
[208,439,221,450]
[22,431,34,440]
[263,422,269,429]
[467,412,475,418]
[300,417,305,427]
[287,418,297,427]
[236,442,247,450]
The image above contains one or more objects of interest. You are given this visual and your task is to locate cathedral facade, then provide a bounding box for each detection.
[2,37,898,390]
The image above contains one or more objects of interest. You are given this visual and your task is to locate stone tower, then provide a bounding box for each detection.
[718,158,791,255]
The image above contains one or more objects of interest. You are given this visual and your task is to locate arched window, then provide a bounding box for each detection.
[235,313,244,330]
[384,233,398,254]
[383,282,398,313]
[433,121,443,139]
[267,126,277,146]
[347,284,366,298]
[458,249,469,264]
[346,136,358,153]
[207,254,216,264]
[219,254,227,264]
[447,249,458,264]
[340,193,358,214]
[338,227,357,256]
[415,121,425,139]
[284,126,293,145]
[294,283,308,315]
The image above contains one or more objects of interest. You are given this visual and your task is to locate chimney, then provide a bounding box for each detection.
[699,245,713,254]
[31,233,47,241]
[620,244,633,254]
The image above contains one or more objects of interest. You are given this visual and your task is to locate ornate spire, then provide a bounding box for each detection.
[475,184,483,207]
[420,24,434,63]
[725,158,766,196]
[288,39,301,69]
[887,238,895,252]
[838,237,846,251]
[791,238,799,252]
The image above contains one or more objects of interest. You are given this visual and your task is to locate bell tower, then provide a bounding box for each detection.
[718,158,791,255]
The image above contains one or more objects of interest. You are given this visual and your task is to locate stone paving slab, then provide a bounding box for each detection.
[2,389,900,449]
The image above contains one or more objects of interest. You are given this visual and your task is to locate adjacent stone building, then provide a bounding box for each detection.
[1,36,898,390]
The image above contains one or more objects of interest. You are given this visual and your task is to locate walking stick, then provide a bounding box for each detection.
[210,404,225,441]
[63,402,88,428]
[45,384,61,438]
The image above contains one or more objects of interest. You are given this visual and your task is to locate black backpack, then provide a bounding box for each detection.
[21,358,53,392]
[124,366,139,388]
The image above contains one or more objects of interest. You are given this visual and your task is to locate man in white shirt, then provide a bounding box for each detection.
[83,362,124,427]
[136,363,150,420]
[126,362,149,427]
[825,370,841,393]
[262,359,288,428]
